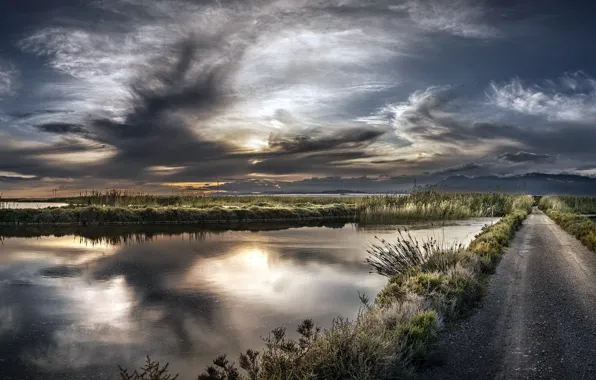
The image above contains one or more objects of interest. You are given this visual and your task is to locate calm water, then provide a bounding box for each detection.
[0,202,69,209]
[0,219,497,379]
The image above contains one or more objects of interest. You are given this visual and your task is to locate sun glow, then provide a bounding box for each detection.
[238,248,270,270]
[38,149,117,164]
[244,138,269,151]
[184,246,279,296]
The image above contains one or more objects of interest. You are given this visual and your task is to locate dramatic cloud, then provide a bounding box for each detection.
[2,1,596,195]
[361,85,522,162]
[35,123,88,135]
[396,0,498,38]
[432,162,484,175]
[267,128,385,154]
[497,151,554,163]
[0,62,18,97]
[487,71,596,123]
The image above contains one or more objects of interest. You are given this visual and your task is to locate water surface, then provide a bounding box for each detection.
[0,218,496,379]
[0,202,69,209]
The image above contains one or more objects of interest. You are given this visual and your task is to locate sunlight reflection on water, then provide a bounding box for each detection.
[0,218,497,379]
[0,202,68,209]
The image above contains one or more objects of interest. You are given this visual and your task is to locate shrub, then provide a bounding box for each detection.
[119,356,179,380]
[365,229,464,278]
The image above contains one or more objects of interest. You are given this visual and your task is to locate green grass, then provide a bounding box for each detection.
[538,195,596,214]
[357,190,528,224]
[118,195,533,379]
[0,204,357,225]
[1,191,532,226]
[539,196,596,252]
[43,189,363,208]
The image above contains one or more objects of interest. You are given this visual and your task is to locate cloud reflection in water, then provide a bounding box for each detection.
[0,219,495,379]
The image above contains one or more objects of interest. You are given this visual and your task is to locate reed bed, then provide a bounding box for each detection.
[357,190,527,224]
[539,196,596,252]
[539,195,596,214]
[57,190,361,208]
[0,204,357,225]
[1,191,533,226]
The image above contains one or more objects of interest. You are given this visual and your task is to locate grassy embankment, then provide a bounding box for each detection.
[118,194,534,380]
[0,190,525,226]
[0,203,356,225]
[539,196,596,252]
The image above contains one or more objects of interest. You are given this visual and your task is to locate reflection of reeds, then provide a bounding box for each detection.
[0,221,349,243]
[74,231,218,247]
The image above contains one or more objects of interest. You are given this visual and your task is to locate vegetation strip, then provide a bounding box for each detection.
[539,196,596,252]
[0,204,357,225]
[118,194,533,379]
[1,191,527,226]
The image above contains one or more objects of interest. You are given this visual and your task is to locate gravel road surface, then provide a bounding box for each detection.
[422,208,596,379]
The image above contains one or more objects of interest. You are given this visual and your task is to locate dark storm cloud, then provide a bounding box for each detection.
[4,0,596,194]
[7,35,247,182]
[88,36,240,142]
[35,122,87,135]
[25,38,390,180]
[198,175,433,194]
[267,128,385,154]
[0,138,107,179]
[252,151,375,176]
[432,162,484,175]
[497,151,554,163]
[383,85,596,163]
[8,110,73,119]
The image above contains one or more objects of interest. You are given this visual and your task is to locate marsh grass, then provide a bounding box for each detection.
[119,357,178,380]
[117,195,533,380]
[357,190,523,224]
[3,191,531,226]
[540,196,596,252]
[0,204,357,225]
[365,228,464,278]
[539,195,596,214]
[56,189,362,208]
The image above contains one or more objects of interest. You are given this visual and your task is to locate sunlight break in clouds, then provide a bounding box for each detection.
[361,85,510,158]
[3,0,596,194]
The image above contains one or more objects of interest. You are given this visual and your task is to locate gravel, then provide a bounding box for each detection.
[421,208,596,379]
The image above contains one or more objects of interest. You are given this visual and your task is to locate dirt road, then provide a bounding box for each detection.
[422,208,596,379]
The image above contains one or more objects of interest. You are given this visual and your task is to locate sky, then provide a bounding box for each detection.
[1,0,596,196]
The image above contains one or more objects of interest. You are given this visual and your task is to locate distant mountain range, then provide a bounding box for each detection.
[435,173,596,195]
[210,172,596,195]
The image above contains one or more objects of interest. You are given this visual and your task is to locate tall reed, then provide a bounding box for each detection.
[64,189,361,208]
[357,189,528,224]
[540,195,596,214]
[366,228,464,277]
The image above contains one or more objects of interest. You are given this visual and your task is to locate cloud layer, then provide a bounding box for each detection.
[1,1,596,195]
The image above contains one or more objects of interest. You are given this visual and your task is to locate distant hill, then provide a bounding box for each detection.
[436,173,596,195]
[319,190,369,194]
